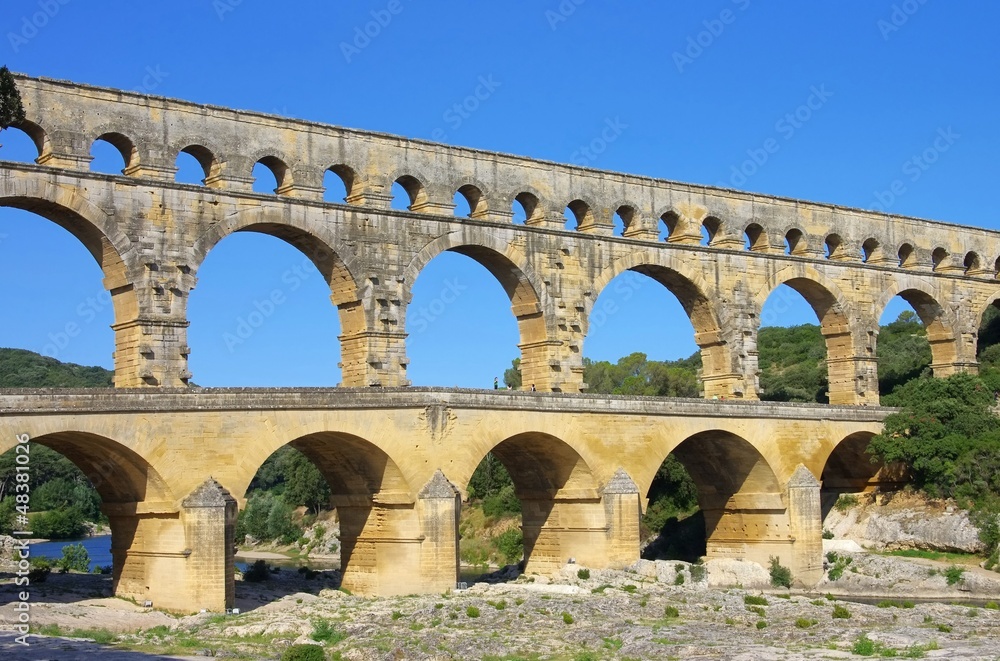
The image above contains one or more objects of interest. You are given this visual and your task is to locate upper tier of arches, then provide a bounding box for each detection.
[6,75,999,280]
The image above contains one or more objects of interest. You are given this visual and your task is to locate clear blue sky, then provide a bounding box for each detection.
[1,1,998,387]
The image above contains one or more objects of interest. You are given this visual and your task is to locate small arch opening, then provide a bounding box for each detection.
[744,223,767,251]
[861,238,880,263]
[824,234,843,259]
[785,229,805,255]
[897,243,916,268]
[931,247,948,271]
[964,251,981,274]
[252,156,290,195]
[0,121,46,163]
[391,175,426,211]
[323,165,354,204]
[564,199,592,231]
[90,133,136,175]
[703,217,722,247]
[455,184,487,219]
[174,145,217,185]
[659,211,680,242]
[512,192,538,225]
[613,205,635,237]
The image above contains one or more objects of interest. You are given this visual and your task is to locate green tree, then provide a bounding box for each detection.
[278,450,331,515]
[503,358,522,389]
[31,507,87,539]
[57,543,90,572]
[0,66,25,133]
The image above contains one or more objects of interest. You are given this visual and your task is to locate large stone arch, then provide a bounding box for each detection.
[875,276,961,377]
[190,207,371,382]
[756,266,865,404]
[818,430,899,520]
[236,428,421,595]
[0,430,183,607]
[457,430,622,572]
[0,173,144,384]
[652,429,792,570]
[590,250,725,396]
[404,229,551,389]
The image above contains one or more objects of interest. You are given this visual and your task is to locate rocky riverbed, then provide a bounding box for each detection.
[3,550,1000,660]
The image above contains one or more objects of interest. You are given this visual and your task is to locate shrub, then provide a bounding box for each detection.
[768,556,792,588]
[832,604,852,619]
[562,612,574,624]
[466,606,480,618]
[944,565,965,586]
[664,605,679,619]
[852,633,876,656]
[241,559,270,582]
[391,611,403,621]
[57,543,90,573]
[834,494,858,513]
[743,595,768,606]
[577,568,590,580]
[690,563,706,582]
[822,528,835,539]
[747,606,765,617]
[756,620,767,629]
[621,584,637,594]
[674,572,685,585]
[494,528,523,564]
[309,619,346,644]
[280,644,325,661]
[31,507,87,539]
[795,618,817,628]
[28,557,51,583]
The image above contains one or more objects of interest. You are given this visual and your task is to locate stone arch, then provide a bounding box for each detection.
[388,172,429,210]
[702,215,724,246]
[648,430,787,566]
[964,251,982,274]
[251,154,293,194]
[784,227,808,255]
[591,250,723,395]
[861,237,881,263]
[824,233,847,260]
[1,430,173,505]
[876,277,957,376]
[404,230,549,389]
[744,222,768,252]
[564,198,595,230]
[9,118,51,161]
[0,176,142,383]
[818,431,893,519]
[612,202,640,235]
[92,131,140,174]
[175,143,222,186]
[454,182,490,219]
[897,242,917,268]
[931,246,949,271]
[756,266,859,404]
[509,188,545,224]
[460,431,602,571]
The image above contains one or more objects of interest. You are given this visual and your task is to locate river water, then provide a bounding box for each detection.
[28,534,112,570]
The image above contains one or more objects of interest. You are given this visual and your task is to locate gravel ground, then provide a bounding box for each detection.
[2,553,1000,660]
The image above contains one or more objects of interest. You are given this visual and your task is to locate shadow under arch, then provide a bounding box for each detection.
[875,279,957,378]
[404,231,550,389]
[2,431,175,604]
[590,251,725,397]
[651,430,786,564]
[462,431,601,572]
[819,431,901,521]
[756,267,859,404]
[0,179,141,384]
[191,208,371,383]
[239,430,416,596]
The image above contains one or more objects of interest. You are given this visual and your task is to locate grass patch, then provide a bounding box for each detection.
[743,594,768,606]
[944,565,966,586]
[832,604,852,619]
[795,618,817,628]
[310,618,346,644]
[466,606,480,618]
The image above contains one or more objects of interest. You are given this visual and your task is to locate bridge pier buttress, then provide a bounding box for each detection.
[521,470,641,573]
[336,472,461,596]
[106,479,237,613]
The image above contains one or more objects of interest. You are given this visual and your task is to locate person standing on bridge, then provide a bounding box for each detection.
[494,377,499,390]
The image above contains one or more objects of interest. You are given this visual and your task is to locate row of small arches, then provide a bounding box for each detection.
[5,123,996,277]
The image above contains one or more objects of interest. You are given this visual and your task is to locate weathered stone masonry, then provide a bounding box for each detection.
[2,76,999,611]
